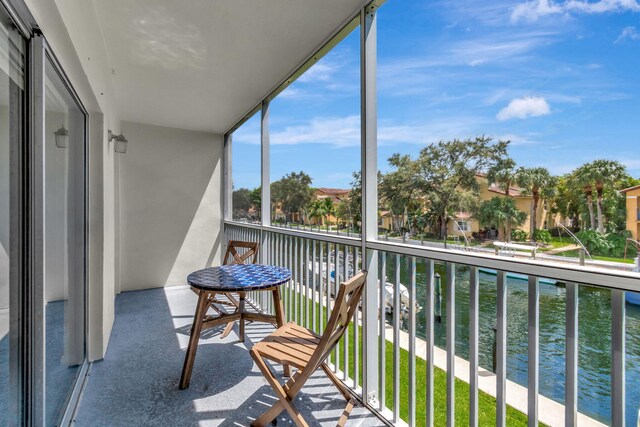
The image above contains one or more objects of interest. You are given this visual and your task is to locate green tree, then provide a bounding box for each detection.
[414,136,509,239]
[336,200,351,228]
[487,157,518,196]
[348,171,362,226]
[308,199,327,230]
[571,160,629,232]
[583,160,626,233]
[271,171,313,222]
[250,186,261,215]
[232,188,252,214]
[570,166,598,230]
[379,154,423,234]
[321,197,336,231]
[516,167,557,241]
[548,175,581,229]
[476,197,527,242]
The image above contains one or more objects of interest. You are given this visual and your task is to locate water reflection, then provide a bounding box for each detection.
[385,255,640,425]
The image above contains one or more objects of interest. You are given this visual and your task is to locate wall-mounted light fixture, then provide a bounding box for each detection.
[54,125,69,148]
[108,130,128,154]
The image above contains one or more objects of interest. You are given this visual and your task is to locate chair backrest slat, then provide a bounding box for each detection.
[223,240,260,265]
[307,271,367,372]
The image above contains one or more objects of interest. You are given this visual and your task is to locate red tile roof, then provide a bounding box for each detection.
[315,188,350,196]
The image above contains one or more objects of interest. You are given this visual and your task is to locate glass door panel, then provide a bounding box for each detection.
[0,16,26,427]
[43,58,86,426]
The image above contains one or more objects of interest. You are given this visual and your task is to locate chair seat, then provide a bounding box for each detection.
[253,322,321,370]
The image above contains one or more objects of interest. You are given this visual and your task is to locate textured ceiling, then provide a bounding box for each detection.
[92,0,365,134]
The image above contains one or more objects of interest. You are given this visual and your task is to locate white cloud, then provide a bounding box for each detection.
[511,0,564,23]
[271,116,361,147]
[615,26,640,43]
[511,0,640,22]
[497,96,551,120]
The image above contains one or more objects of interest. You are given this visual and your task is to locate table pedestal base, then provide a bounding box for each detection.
[179,286,287,389]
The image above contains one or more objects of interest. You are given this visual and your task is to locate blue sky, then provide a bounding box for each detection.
[232,0,640,191]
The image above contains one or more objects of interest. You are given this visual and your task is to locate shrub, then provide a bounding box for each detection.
[533,229,551,244]
[575,230,611,255]
[511,229,528,241]
[605,233,637,259]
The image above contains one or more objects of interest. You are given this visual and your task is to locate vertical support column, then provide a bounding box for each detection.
[360,4,379,407]
[611,289,626,427]
[223,133,232,221]
[260,101,270,265]
[260,100,270,227]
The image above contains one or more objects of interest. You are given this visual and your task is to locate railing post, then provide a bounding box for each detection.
[611,289,626,427]
[360,3,379,407]
[528,276,539,427]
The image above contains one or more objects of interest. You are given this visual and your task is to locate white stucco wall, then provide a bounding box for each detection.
[25,0,119,361]
[119,121,223,291]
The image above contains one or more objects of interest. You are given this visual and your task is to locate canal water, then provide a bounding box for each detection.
[383,254,640,426]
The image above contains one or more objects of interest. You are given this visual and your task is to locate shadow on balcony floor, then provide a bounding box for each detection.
[75,286,384,426]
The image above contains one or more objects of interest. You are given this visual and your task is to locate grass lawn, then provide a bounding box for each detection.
[287,290,534,426]
[542,236,574,249]
[560,250,636,264]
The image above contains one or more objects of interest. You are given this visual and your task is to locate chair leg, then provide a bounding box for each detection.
[272,287,291,377]
[250,350,308,427]
[220,321,235,339]
[238,292,246,342]
[179,291,210,389]
[321,363,353,403]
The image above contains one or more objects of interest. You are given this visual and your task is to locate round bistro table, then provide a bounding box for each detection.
[179,264,291,389]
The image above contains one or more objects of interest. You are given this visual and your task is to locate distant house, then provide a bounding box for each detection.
[621,185,640,241]
[310,188,351,225]
[447,174,554,238]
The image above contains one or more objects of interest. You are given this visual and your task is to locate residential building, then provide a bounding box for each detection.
[448,174,553,238]
[622,184,640,241]
[309,187,351,225]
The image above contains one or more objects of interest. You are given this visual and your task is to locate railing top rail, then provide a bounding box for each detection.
[225,220,361,246]
[366,240,640,292]
[225,221,640,292]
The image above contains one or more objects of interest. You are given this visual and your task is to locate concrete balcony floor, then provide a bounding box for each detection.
[75,286,384,426]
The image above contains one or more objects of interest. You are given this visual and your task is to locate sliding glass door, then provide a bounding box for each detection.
[0,11,26,427]
[42,54,87,426]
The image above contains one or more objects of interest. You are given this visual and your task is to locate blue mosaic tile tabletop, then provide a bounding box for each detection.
[187,264,291,291]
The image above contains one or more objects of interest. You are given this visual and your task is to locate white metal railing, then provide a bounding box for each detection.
[225,221,639,427]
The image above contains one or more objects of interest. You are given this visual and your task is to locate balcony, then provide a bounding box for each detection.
[74,286,383,426]
[72,222,640,426]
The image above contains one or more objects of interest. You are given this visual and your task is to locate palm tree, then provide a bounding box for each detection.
[574,160,627,233]
[308,200,326,231]
[516,167,557,241]
[570,166,596,230]
[321,197,336,231]
[487,157,518,196]
[476,197,527,242]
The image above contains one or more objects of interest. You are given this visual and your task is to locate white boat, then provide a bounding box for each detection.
[308,261,421,314]
[478,268,558,286]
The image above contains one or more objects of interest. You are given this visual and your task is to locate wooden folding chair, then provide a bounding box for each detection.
[249,271,367,427]
[191,240,260,339]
